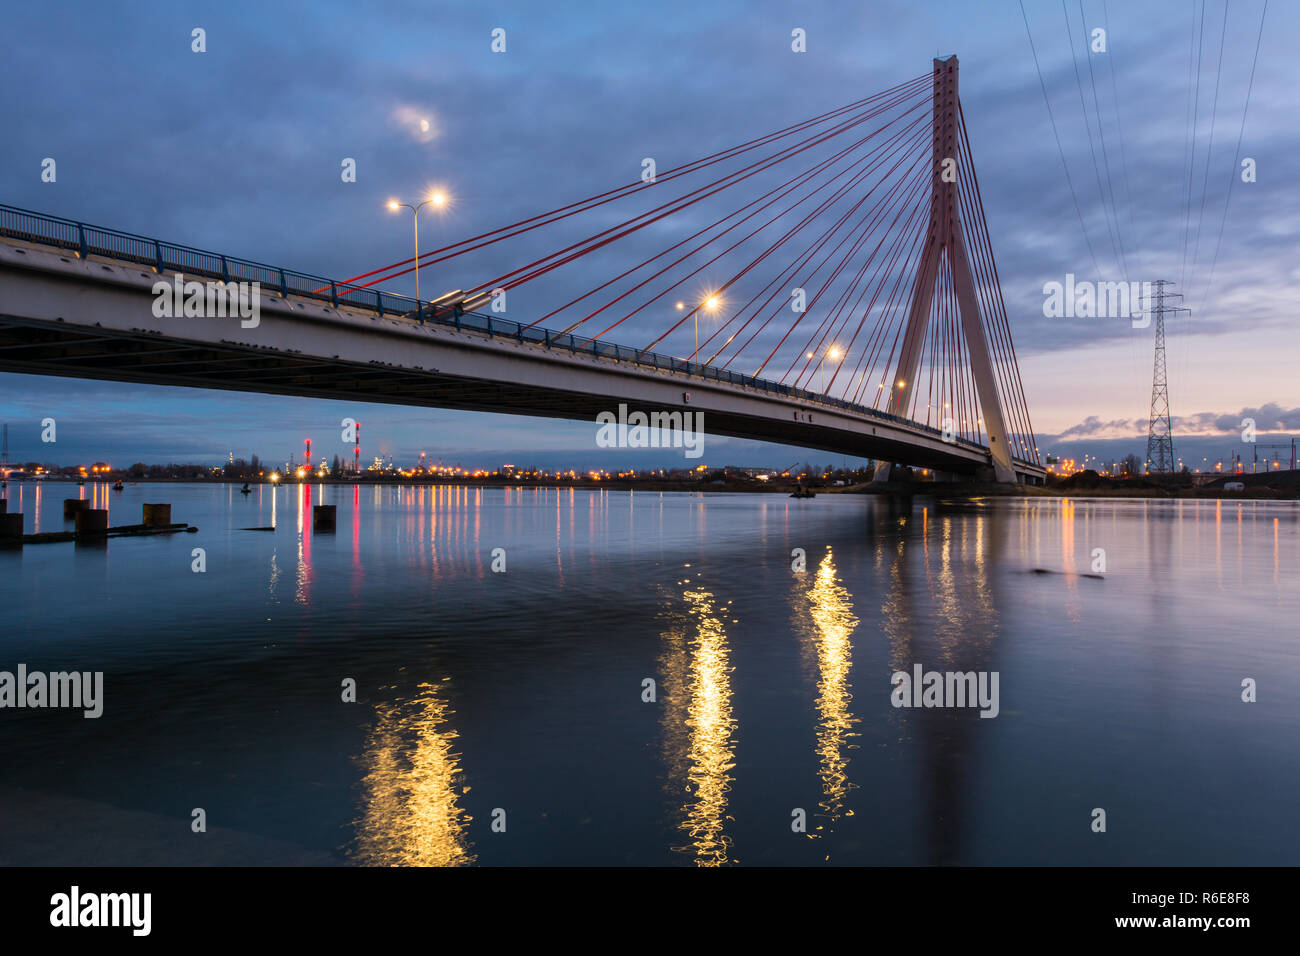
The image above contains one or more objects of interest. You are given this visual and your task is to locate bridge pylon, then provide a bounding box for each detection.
[874,56,1017,484]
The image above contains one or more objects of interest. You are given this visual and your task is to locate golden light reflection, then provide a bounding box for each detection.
[353,681,474,867]
[800,549,860,846]
[1060,498,1081,622]
[660,582,737,866]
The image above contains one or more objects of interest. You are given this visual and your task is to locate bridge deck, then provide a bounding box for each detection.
[0,205,1043,481]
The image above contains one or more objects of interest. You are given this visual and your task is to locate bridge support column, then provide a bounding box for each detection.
[873,463,915,483]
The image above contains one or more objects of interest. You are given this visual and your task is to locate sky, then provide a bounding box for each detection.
[0,0,1294,472]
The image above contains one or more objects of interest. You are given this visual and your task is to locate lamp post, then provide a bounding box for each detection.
[823,345,842,395]
[808,345,842,394]
[386,190,449,309]
[697,294,720,363]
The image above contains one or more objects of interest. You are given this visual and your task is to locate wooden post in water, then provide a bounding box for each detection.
[0,511,21,546]
[142,503,171,527]
[75,509,109,534]
[312,504,336,531]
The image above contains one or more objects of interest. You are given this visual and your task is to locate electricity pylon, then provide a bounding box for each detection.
[1145,280,1186,474]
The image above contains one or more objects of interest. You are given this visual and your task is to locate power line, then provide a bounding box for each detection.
[1062,0,1124,277]
[1190,0,1229,282]
[1019,0,1106,279]
[1079,0,1131,278]
[1198,0,1268,317]
[1180,1,1206,289]
[1075,0,1130,278]
[1101,0,1135,231]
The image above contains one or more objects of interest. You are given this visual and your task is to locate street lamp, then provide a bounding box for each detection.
[696,294,720,362]
[806,346,842,393]
[386,190,450,309]
[823,345,842,394]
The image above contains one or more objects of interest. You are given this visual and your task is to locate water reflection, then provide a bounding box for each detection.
[295,484,312,606]
[8,484,1298,867]
[352,680,474,867]
[659,576,737,866]
[875,497,1005,865]
[1060,499,1082,621]
[794,548,860,850]
[351,484,363,589]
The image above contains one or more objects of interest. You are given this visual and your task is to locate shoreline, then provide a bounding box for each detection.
[10,476,1300,500]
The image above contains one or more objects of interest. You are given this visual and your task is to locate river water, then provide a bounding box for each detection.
[1,481,1296,865]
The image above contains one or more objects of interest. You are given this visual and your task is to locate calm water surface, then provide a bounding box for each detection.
[2,481,1297,865]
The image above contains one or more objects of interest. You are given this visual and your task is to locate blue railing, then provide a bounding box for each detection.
[0,203,1040,465]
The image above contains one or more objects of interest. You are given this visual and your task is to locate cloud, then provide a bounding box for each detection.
[1048,415,1143,441]
[1046,403,1300,443]
[1200,403,1300,434]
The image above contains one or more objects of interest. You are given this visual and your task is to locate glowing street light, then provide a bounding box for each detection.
[695,293,721,361]
[816,344,843,394]
[386,189,452,308]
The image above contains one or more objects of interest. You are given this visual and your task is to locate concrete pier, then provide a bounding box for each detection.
[64,498,90,519]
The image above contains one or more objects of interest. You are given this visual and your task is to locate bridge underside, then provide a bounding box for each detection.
[0,240,1044,482]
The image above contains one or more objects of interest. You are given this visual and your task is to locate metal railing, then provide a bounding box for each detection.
[0,203,1040,465]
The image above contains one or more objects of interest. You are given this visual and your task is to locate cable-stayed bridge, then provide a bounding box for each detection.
[0,57,1044,483]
